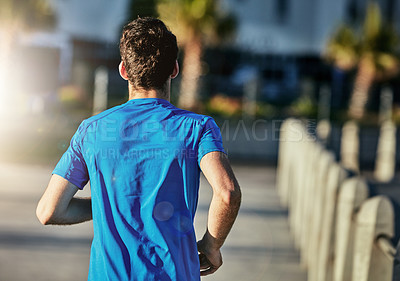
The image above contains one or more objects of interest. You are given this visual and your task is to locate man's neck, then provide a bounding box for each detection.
[128,84,170,102]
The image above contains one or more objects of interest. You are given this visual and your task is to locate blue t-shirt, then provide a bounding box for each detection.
[53,98,225,281]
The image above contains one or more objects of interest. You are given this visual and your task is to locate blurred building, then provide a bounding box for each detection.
[207,0,400,106]
[17,0,400,107]
[225,0,397,53]
[206,0,346,105]
[51,0,128,43]
[13,0,129,112]
[226,0,345,55]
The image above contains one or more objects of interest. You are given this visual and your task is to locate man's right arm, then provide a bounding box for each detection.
[198,151,242,276]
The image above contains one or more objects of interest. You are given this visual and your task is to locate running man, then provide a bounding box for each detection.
[36,17,241,281]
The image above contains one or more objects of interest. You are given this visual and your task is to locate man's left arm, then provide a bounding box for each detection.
[36,174,92,225]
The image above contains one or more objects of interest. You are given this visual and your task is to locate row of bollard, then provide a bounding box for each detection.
[277,118,396,281]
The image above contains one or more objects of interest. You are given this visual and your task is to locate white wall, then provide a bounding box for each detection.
[225,0,347,55]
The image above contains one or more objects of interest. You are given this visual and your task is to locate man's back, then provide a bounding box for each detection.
[53,98,224,280]
[37,18,241,281]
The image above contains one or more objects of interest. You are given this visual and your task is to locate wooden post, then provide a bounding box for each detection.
[307,150,335,281]
[374,120,396,182]
[72,61,93,104]
[92,66,109,116]
[379,87,393,124]
[352,196,394,281]
[300,143,323,267]
[292,127,310,250]
[281,119,306,210]
[317,119,331,146]
[341,121,359,173]
[242,73,259,120]
[333,177,369,281]
[318,84,331,121]
[316,163,347,281]
[288,121,305,234]
[286,120,316,251]
[276,118,298,207]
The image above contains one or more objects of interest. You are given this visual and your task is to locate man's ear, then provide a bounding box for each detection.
[171,60,179,79]
[119,61,129,81]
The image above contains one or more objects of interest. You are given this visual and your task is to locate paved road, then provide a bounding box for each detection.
[0,162,306,281]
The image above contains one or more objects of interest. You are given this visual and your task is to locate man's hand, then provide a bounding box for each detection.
[197,236,223,276]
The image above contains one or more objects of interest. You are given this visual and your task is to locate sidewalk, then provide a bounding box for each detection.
[0,162,306,281]
[196,164,307,281]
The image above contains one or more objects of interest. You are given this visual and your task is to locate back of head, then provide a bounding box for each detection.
[119,17,178,91]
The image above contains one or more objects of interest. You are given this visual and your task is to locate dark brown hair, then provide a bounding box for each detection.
[119,17,178,91]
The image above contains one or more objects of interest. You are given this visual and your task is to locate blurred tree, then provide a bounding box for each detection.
[128,0,158,19]
[0,0,55,93]
[0,0,54,30]
[325,2,399,120]
[157,0,236,111]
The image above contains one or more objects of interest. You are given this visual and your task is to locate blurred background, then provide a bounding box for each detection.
[2,0,400,165]
[2,0,400,280]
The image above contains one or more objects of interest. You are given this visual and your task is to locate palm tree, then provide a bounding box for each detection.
[325,2,399,120]
[0,0,55,97]
[157,0,236,111]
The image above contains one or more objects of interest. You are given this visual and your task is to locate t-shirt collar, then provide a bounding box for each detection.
[127,98,171,106]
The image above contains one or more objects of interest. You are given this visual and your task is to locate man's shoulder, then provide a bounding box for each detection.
[81,103,128,127]
[167,105,212,124]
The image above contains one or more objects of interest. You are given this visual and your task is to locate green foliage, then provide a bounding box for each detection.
[325,24,359,70]
[361,2,399,75]
[205,94,242,117]
[363,2,381,41]
[204,95,279,119]
[255,102,278,119]
[325,2,399,77]
[157,0,236,45]
[156,0,237,110]
[0,0,55,30]
[289,95,318,118]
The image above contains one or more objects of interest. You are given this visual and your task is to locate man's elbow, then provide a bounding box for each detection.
[221,188,242,207]
[36,202,55,225]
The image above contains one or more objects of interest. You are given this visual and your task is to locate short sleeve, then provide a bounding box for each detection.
[198,117,225,165]
[52,122,89,189]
